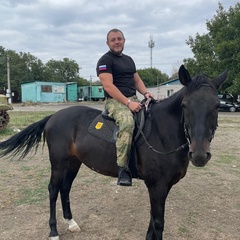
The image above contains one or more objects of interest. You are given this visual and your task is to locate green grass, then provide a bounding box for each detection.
[0,111,54,138]
[216,154,238,164]
[218,118,240,129]
[178,225,189,235]
[16,166,50,205]
[0,127,15,136]
[0,169,7,174]
[0,111,54,205]
[9,111,54,127]
[218,119,238,124]
[17,184,48,205]
[20,166,33,171]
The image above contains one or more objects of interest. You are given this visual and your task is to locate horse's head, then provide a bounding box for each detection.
[178,65,227,167]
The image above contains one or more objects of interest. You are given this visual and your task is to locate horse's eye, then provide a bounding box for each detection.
[181,101,186,108]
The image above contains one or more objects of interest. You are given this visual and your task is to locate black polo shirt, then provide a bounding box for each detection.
[96,51,137,98]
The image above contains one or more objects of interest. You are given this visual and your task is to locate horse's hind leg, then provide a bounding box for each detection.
[60,156,81,233]
[48,166,64,240]
[48,156,81,240]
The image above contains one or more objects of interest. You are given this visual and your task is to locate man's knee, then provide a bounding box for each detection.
[120,115,134,132]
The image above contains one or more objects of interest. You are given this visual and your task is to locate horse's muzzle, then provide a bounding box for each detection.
[188,140,212,167]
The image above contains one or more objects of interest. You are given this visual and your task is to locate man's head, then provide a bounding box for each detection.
[106,29,125,55]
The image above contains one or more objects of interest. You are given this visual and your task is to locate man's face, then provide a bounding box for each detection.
[106,31,125,55]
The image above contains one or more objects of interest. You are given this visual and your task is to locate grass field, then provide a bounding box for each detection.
[0,111,55,137]
[0,111,239,240]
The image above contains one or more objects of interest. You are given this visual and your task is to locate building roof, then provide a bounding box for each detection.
[21,81,76,86]
[160,78,180,86]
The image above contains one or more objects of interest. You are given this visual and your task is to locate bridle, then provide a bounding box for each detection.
[182,83,218,144]
[136,83,218,155]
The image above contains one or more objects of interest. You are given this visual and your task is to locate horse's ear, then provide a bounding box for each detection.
[178,65,192,86]
[211,70,228,90]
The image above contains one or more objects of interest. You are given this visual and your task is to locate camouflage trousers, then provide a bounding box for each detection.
[105,96,139,168]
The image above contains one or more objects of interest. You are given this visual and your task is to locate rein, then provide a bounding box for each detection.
[135,123,189,154]
[134,99,189,155]
[148,140,189,155]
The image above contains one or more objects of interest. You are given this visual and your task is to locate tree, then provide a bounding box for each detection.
[92,80,102,86]
[76,76,89,86]
[0,45,171,101]
[45,58,80,82]
[0,47,91,101]
[19,52,46,82]
[0,47,48,97]
[0,47,8,90]
[184,3,240,95]
[137,67,168,87]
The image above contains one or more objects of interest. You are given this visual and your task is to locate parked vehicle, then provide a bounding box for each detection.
[218,93,240,112]
[78,85,105,101]
[0,94,13,129]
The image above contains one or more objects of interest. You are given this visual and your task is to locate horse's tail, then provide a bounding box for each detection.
[0,114,53,159]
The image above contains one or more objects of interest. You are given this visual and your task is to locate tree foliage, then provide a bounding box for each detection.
[138,67,169,87]
[45,58,80,82]
[0,44,170,101]
[184,2,240,96]
[0,48,44,95]
[0,47,84,100]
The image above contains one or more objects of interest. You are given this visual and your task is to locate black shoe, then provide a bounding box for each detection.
[117,167,132,186]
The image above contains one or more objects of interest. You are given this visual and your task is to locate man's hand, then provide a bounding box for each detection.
[144,92,154,99]
[128,101,142,113]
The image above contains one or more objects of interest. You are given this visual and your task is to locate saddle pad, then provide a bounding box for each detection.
[88,115,117,143]
[88,113,152,146]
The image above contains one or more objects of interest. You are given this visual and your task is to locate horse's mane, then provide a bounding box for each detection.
[155,73,216,109]
[185,74,215,95]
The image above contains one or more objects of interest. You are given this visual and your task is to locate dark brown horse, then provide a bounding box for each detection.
[0,65,227,240]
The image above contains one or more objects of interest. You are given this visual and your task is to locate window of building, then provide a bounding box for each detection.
[41,85,52,93]
[167,89,174,97]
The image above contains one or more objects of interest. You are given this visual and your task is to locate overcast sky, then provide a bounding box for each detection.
[1,0,238,80]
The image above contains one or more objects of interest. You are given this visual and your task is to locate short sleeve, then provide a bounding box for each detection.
[96,54,112,76]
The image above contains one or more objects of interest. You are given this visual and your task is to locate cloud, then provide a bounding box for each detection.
[0,0,238,79]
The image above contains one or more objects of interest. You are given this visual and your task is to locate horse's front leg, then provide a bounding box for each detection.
[145,180,170,240]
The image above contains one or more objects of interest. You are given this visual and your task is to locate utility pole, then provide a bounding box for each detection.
[89,75,92,102]
[148,35,155,69]
[6,56,12,104]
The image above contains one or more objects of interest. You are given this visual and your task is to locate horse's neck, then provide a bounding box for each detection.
[160,91,184,118]
[151,93,185,143]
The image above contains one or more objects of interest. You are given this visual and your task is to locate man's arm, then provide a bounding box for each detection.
[134,72,153,98]
[99,72,143,112]
[99,73,129,106]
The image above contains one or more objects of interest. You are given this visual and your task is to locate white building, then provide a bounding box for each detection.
[137,78,183,100]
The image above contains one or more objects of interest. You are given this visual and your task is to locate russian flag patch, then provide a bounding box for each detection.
[99,65,107,71]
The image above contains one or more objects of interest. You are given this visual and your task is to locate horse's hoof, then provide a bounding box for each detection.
[66,218,81,232]
[69,224,81,233]
[49,236,60,240]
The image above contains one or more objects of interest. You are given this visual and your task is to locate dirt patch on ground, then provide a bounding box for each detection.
[0,110,240,240]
